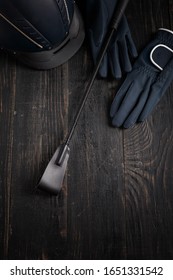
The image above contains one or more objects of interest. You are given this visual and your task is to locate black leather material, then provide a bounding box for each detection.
[151,44,173,70]
[110,29,173,128]
[82,0,137,78]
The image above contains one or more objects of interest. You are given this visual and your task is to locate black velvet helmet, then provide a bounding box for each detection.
[0,0,85,69]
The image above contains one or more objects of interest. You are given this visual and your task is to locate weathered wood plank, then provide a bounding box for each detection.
[0,55,17,258]
[66,49,126,259]
[0,0,173,260]
[123,0,173,259]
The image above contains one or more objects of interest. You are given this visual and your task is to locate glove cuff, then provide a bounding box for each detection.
[156,28,173,49]
[149,28,173,71]
[159,28,173,35]
[150,44,173,70]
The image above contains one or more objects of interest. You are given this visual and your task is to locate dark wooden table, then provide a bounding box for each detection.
[0,0,173,260]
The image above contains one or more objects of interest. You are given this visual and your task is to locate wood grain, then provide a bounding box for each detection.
[0,0,173,260]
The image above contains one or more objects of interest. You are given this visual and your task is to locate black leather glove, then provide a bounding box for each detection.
[110,29,173,128]
[83,0,137,78]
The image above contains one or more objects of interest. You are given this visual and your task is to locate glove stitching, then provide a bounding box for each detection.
[157,62,173,82]
[136,65,157,80]
[157,33,173,48]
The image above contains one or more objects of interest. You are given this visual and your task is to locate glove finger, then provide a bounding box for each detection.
[98,52,108,78]
[88,29,108,77]
[88,29,100,63]
[138,90,159,122]
[119,39,132,73]
[111,81,143,127]
[110,79,132,117]
[126,33,138,58]
[138,58,173,122]
[108,43,122,79]
[86,2,108,48]
[123,80,151,128]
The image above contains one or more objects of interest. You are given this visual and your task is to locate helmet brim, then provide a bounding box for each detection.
[14,4,85,69]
